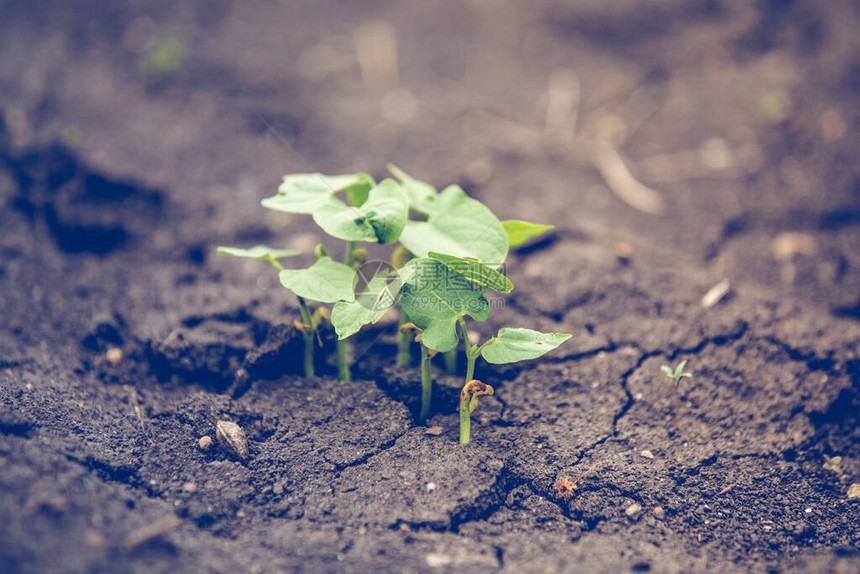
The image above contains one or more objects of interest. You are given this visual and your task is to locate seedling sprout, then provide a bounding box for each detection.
[217,166,569,444]
[823,455,843,475]
[661,360,693,432]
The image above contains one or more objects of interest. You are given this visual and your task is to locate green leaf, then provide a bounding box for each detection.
[387,163,438,215]
[331,272,397,339]
[480,328,572,364]
[261,172,372,214]
[660,365,674,377]
[427,252,513,293]
[311,179,408,244]
[501,220,555,248]
[399,258,490,352]
[216,245,301,260]
[345,173,376,207]
[278,256,356,304]
[398,185,508,265]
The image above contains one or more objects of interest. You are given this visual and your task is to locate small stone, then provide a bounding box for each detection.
[847,483,860,500]
[198,435,213,451]
[625,503,642,520]
[640,450,654,459]
[216,420,249,462]
[653,506,665,520]
[182,482,197,492]
[83,529,106,550]
[425,553,452,568]
[106,348,123,366]
[426,482,436,492]
[615,242,633,264]
[425,426,443,436]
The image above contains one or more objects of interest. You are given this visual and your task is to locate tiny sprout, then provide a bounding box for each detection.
[823,455,843,475]
[459,379,494,445]
[661,360,692,433]
[554,460,608,502]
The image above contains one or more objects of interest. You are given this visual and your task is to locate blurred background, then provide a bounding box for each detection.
[1,0,859,318]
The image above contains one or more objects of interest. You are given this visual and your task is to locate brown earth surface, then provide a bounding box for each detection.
[1,1,860,572]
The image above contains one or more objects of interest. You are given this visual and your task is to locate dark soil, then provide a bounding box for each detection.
[2,1,860,572]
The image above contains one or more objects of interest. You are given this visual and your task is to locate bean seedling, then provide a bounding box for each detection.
[661,360,693,432]
[823,455,843,475]
[398,254,571,443]
[218,166,567,444]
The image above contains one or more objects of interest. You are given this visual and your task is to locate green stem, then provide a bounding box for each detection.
[344,241,355,268]
[420,343,432,423]
[443,348,458,374]
[459,396,470,444]
[270,257,315,378]
[457,316,479,445]
[335,241,356,382]
[397,311,412,366]
[297,297,315,378]
[458,317,478,384]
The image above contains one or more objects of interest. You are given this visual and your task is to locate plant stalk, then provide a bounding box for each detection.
[458,317,479,445]
[335,241,356,382]
[459,395,471,445]
[297,296,315,378]
[397,311,412,366]
[420,343,432,423]
[443,348,458,374]
[673,386,680,433]
[459,318,478,384]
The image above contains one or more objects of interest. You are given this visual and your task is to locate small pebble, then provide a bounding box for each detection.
[425,426,443,436]
[426,482,436,492]
[198,436,213,451]
[640,450,654,459]
[847,484,860,500]
[653,506,665,520]
[216,420,249,462]
[625,503,642,520]
[106,348,123,366]
[615,242,633,264]
[182,482,197,492]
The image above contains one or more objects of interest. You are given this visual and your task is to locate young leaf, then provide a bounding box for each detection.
[398,185,509,265]
[660,365,674,377]
[331,272,397,339]
[278,256,356,303]
[480,328,572,364]
[262,173,373,214]
[427,252,513,293]
[216,245,301,260]
[501,220,555,248]
[675,360,688,376]
[312,179,408,244]
[399,258,490,352]
[387,163,438,215]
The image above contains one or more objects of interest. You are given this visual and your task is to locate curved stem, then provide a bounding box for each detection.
[420,343,432,423]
